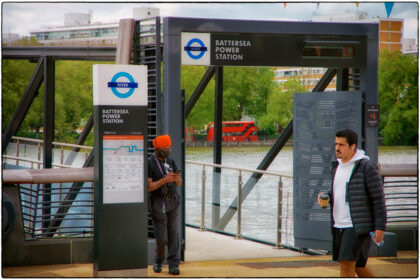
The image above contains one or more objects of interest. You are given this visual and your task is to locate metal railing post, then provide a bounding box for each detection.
[37,142,41,169]
[276,176,283,248]
[15,138,20,166]
[285,192,290,246]
[200,165,206,231]
[236,170,242,239]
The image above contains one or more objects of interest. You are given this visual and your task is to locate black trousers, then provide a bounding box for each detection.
[150,195,180,266]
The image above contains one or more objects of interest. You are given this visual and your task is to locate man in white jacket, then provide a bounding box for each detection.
[319,129,386,277]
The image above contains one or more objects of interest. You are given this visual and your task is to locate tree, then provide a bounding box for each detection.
[223,67,275,120]
[182,66,276,131]
[182,65,216,130]
[2,59,105,143]
[2,59,43,136]
[378,50,418,145]
[259,77,307,133]
[54,60,97,143]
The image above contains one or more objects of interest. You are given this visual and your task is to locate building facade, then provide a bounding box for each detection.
[29,7,159,46]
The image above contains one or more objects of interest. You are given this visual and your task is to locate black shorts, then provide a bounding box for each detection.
[332,227,371,267]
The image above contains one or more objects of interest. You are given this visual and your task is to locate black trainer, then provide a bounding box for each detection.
[169,265,180,275]
[153,263,162,273]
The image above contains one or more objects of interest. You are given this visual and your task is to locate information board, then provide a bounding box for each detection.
[103,135,144,204]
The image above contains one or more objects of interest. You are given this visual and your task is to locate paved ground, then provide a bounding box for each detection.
[2,227,418,278]
[3,251,417,278]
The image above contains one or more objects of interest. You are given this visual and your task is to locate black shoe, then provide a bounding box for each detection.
[169,265,180,275]
[153,263,162,273]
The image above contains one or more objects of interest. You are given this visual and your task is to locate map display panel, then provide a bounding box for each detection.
[102,135,144,204]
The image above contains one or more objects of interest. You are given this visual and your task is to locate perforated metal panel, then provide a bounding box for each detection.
[293,91,362,250]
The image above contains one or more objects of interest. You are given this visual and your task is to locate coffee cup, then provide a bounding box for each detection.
[319,193,329,209]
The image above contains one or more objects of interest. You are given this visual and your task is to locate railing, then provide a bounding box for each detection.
[2,137,417,245]
[3,168,94,239]
[380,164,418,225]
[3,136,92,168]
[185,160,294,248]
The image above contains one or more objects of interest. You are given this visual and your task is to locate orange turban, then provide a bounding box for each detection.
[153,135,171,149]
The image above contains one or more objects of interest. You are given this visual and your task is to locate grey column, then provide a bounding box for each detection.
[163,18,183,262]
[361,25,379,163]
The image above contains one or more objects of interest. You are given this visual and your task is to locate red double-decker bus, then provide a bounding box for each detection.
[205,121,258,142]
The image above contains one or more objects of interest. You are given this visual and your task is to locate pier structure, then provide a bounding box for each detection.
[2,16,417,276]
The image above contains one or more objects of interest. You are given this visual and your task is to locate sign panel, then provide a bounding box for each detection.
[365,104,380,127]
[103,135,144,204]
[181,32,211,65]
[93,64,148,106]
[93,64,149,274]
[181,32,365,67]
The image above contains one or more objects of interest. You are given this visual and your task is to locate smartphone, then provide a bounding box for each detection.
[174,169,182,174]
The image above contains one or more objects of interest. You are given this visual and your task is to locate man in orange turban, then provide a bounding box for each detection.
[148,135,182,275]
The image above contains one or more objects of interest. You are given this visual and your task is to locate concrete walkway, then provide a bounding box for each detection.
[185,226,303,261]
[3,227,418,278]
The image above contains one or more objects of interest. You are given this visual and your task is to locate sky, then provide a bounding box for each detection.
[2,1,419,41]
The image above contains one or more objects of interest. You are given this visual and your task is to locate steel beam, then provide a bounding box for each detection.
[212,66,223,229]
[64,114,93,166]
[42,56,55,231]
[312,68,337,92]
[336,68,349,91]
[2,46,116,61]
[2,57,44,154]
[185,66,216,117]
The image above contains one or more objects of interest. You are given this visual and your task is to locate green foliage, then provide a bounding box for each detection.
[2,59,42,133]
[183,66,276,130]
[2,60,111,143]
[378,50,418,145]
[182,66,215,129]
[181,66,275,129]
[259,77,307,133]
[54,61,97,143]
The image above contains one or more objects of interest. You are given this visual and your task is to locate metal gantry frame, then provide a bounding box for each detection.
[162,17,378,237]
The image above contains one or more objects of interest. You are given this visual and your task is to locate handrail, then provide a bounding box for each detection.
[11,136,93,150]
[2,167,94,184]
[186,160,293,178]
[3,136,93,169]
[3,155,71,168]
[379,164,418,177]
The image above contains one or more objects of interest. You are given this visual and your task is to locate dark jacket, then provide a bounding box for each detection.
[329,158,387,235]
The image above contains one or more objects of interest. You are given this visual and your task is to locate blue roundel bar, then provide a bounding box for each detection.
[108,72,138,98]
[184,38,207,59]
